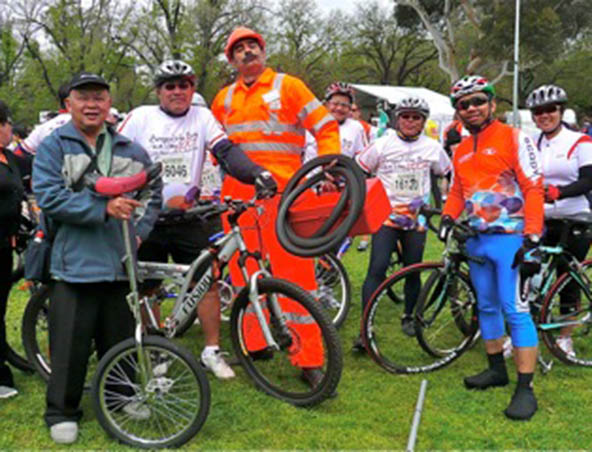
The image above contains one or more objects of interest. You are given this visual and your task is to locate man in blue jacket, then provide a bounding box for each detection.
[32,72,162,445]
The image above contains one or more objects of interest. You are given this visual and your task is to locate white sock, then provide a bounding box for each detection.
[202,345,220,358]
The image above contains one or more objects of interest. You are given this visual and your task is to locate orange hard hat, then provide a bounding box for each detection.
[224,27,266,61]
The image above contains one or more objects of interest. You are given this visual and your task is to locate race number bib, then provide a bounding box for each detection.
[162,152,192,184]
[200,160,222,197]
[390,171,425,197]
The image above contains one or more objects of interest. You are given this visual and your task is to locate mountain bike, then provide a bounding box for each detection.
[361,206,481,374]
[23,191,342,408]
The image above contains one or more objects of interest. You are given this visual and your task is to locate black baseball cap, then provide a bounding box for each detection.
[69,72,110,92]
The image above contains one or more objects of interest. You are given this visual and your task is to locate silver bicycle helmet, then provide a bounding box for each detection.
[324,82,355,103]
[450,75,495,106]
[154,60,195,86]
[525,84,568,109]
[394,95,430,119]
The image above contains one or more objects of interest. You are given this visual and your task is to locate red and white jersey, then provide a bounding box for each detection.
[356,130,451,230]
[118,105,226,210]
[21,113,72,153]
[537,127,592,217]
[304,118,367,162]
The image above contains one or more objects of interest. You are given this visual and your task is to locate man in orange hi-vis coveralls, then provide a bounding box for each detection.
[211,27,340,389]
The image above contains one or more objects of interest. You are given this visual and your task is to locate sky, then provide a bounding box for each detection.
[302,0,393,15]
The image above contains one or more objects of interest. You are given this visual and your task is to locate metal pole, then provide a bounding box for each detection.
[512,0,521,127]
[406,379,428,452]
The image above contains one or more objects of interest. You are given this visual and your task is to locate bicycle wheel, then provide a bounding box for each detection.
[92,335,210,449]
[415,266,479,361]
[230,278,342,407]
[540,260,592,366]
[22,286,98,385]
[314,253,351,329]
[5,272,34,373]
[362,262,474,373]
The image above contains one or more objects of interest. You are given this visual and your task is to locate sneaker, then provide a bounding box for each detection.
[502,337,513,359]
[351,336,366,353]
[556,336,575,358]
[357,240,369,252]
[0,385,18,399]
[50,422,78,444]
[504,387,538,421]
[123,401,151,421]
[401,315,416,337]
[464,368,509,390]
[201,350,236,379]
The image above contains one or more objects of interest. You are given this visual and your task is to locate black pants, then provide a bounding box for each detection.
[361,225,427,315]
[44,281,133,427]
[0,246,14,386]
[544,220,591,314]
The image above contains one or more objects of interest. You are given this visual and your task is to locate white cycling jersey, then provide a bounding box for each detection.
[21,112,72,153]
[537,127,592,218]
[303,117,367,162]
[356,129,451,230]
[118,105,226,210]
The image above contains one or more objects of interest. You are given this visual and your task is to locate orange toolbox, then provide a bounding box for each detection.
[287,177,390,237]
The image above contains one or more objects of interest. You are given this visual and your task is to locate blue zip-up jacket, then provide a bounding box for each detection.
[32,121,162,283]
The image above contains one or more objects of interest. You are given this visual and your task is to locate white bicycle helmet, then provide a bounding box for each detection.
[324,82,355,103]
[154,60,195,86]
[450,75,495,106]
[394,95,430,119]
[525,84,568,109]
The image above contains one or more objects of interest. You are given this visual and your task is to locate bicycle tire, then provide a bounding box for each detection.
[314,253,351,329]
[540,259,592,366]
[5,273,34,373]
[230,277,342,407]
[21,285,52,381]
[362,262,475,374]
[91,335,210,449]
[415,266,479,362]
[22,285,98,386]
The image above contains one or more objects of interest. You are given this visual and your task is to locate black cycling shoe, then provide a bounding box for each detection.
[401,315,416,337]
[351,336,366,353]
[504,387,537,421]
[464,368,509,390]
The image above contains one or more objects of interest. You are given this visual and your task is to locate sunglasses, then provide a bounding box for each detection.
[399,114,423,121]
[532,104,560,116]
[328,101,351,109]
[457,96,489,111]
[163,81,192,91]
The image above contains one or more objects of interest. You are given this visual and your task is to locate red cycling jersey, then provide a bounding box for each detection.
[443,120,544,236]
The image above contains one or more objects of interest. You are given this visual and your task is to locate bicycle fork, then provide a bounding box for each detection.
[246,270,290,351]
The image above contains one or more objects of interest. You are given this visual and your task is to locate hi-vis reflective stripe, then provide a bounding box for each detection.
[239,142,302,154]
[245,303,316,324]
[224,83,237,114]
[297,99,323,123]
[273,73,285,91]
[226,121,304,136]
[313,113,335,134]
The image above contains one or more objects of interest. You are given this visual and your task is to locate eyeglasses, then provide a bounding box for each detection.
[456,96,489,111]
[163,81,192,91]
[532,104,560,116]
[328,101,351,109]
[399,114,424,121]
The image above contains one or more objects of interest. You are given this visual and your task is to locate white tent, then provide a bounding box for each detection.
[351,84,456,140]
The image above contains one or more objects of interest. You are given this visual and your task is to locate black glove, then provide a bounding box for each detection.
[511,236,542,278]
[438,215,455,242]
[255,171,278,199]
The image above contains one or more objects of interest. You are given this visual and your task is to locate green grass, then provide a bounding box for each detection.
[3,235,592,449]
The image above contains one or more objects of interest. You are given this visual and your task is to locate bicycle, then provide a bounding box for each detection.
[361,206,481,374]
[23,192,343,408]
[5,197,38,374]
